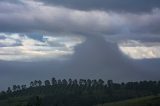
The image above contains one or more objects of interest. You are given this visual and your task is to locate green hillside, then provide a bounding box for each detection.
[1,95,160,106]
[0,96,28,106]
[99,96,160,106]
[0,79,160,106]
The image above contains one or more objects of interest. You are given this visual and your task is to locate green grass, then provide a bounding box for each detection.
[98,96,160,106]
[0,96,30,106]
[1,95,160,106]
[0,94,45,106]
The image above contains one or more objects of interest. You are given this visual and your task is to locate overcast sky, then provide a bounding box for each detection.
[0,0,160,90]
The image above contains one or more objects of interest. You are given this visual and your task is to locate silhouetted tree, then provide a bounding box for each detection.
[92,79,98,87]
[44,80,51,86]
[58,79,62,85]
[7,87,12,93]
[21,85,27,90]
[12,85,17,92]
[2,78,160,106]
[87,79,92,87]
[17,85,21,91]
[51,78,57,86]
[107,80,113,88]
[38,80,42,86]
[73,79,78,87]
[30,81,34,87]
[68,78,72,86]
[34,80,39,87]
[98,79,104,86]
[62,79,68,86]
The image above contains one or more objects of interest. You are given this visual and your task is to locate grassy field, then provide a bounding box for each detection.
[0,95,160,106]
[98,96,160,106]
[0,96,30,106]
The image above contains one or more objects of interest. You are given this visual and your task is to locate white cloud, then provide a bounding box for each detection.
[118,40,160,59]
[0,33,85,61]
[0,38,17,46]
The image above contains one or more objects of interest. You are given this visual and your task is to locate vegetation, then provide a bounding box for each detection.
[99,96,160,106]
[0,78,160,106]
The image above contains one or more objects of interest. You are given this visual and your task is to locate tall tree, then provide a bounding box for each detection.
[98,79,104,86]
[38,80,42,86]
[107,80,113,88]
[34,80,39,87]
[44,80,51,86]
[7,87,12,93]
[51,78,57,86]
[17,85,21,91]
[58,79,62,85]
[12,85,17,92]
[30,81,34,87]
[68,79,72,86]
[87,79,92,87]
[21,85,27,90]
[62,79,68,86]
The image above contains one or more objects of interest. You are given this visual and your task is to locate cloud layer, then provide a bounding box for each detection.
[0,33,84,61]
[0,0,160,36]
[38,0,160,13]
[0,0,160,61]
[119,40,160,59]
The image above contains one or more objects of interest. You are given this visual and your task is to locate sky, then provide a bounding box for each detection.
[0,0,160,90]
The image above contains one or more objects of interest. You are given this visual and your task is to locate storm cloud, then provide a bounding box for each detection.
[38,0,160,13]
[0,0,160,90]
[0,0,160,35]
[1,36,159,90]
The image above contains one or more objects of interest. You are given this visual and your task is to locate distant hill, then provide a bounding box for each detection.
[99,96,160,106]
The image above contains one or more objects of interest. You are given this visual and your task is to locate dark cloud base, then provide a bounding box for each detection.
[41,0,160,13]
[0,36,159,90]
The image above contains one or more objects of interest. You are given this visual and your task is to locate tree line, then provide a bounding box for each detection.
[0,78,160,106]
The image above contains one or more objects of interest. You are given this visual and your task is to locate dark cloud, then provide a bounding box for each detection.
[0,36,159,90]
[0,0,159,36]
[0,0,160,36]
[39,0,160,13]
